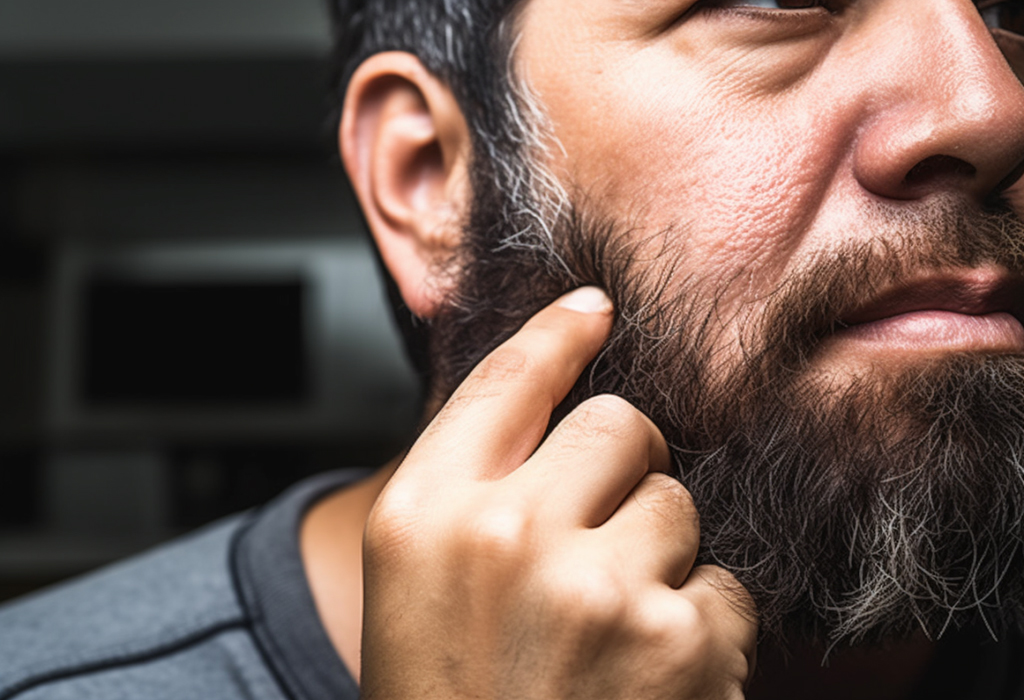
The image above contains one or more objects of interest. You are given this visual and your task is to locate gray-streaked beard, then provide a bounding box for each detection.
[429,184,1024,649]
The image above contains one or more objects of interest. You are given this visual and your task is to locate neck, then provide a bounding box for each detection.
[300,458,400,682]
[301,458,939,698]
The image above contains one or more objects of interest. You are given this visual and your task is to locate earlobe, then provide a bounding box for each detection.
[340,52,471,319]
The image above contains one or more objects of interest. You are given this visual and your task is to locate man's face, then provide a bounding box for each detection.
[513,0,1024,381]
[432,0,1024,648]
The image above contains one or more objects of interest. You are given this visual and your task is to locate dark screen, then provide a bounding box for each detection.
[82,279,308,404]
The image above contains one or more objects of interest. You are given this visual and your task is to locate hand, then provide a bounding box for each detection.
[361,287,758,700]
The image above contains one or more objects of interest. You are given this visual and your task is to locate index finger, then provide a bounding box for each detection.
[403,286,614,483]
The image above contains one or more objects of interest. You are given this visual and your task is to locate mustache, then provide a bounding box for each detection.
[747,198,1024,374]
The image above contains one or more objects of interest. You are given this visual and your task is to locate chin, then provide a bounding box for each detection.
[677,352,1024,648]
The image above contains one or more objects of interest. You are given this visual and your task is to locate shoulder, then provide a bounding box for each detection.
[0,516,283,700]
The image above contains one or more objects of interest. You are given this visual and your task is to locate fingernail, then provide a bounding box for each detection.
[556,286,613,314]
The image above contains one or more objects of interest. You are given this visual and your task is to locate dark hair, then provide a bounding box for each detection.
[327,0,525,386]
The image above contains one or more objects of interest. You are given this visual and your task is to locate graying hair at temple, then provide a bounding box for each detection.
[328,0,554,385]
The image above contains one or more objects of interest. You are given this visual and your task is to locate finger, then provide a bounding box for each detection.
[596,472,699,588]
[679,566,759,675]
[636,568,757,692]
[512,394,671,527]
[403,286,614,483]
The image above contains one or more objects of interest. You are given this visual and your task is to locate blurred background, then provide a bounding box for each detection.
[0,0,419,602]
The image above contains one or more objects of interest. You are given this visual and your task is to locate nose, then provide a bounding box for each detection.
[852,0,1024,203]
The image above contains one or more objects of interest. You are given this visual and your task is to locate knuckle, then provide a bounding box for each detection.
[634,474,700,531]
[571,394,649,441]
[463,505,534,561]
[364,503,419,564]
[692,565,759,628]
[673,595,705,632]
[695,564,740,588]
[549,568,630,627]
[370,481,425,527]
[669,598,716,663]
[364,492,423,560]
[697,566,755,604]
[643,473,696,511]
[472,344,535,385]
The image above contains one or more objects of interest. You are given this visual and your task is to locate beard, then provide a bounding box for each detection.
[427,154,1024,648]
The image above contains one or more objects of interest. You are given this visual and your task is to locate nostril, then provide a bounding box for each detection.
[903,155,977,187]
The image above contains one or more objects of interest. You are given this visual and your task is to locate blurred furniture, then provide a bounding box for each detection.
[0,0,417,600]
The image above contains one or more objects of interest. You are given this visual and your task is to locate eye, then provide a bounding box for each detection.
[694,0,844,15]
[708,0,834,7]
[724,0,823,6]
[979,0,1024,35]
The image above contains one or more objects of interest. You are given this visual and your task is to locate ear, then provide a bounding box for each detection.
[340,52,472,319]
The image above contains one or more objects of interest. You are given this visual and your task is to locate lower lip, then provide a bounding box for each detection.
[832,310,1024,355]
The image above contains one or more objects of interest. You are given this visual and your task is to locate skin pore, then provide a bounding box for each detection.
[304,0,1024,697]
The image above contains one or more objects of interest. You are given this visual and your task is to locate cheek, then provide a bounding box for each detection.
[551,72,845,314]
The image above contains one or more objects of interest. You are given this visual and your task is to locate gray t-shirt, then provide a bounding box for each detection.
[3,467,1024,699]
[0,469,369,700]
